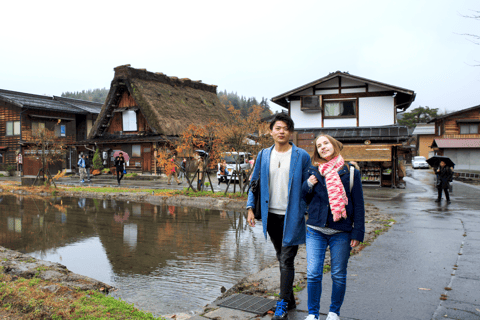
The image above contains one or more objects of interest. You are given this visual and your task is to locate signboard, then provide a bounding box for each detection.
[17,154,23,164]
[342,145,392,162]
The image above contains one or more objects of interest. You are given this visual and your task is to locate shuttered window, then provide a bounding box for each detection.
[122,110,138,131]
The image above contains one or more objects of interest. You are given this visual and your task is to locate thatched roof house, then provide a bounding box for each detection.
[89,65,229,139]
[88,65,230,173]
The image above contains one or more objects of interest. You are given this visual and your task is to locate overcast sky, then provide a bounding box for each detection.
[1,0,479,114]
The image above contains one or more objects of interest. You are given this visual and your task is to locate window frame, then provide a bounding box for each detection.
[6,121,21,136]
[459,123,479,134]
[300,95,322,112]
[132,145,141,158]
[322,99,357,119]
[122,110,138,132]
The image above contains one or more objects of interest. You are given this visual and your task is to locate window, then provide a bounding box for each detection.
[32,122,45,136]
[6,121,20,136]
[87,119,93,136]
[55,124,66,137]
[301,95,322,112]
[132,145,141,157]
[122,110,137,131]
[459,124,479,134]
[324,100,356,117]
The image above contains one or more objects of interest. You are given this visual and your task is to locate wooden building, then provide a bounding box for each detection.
[271,71,416,187]
[86,65,231,174]
[0,89,101,175]
[429,104,480,171]
[412,123,436,159]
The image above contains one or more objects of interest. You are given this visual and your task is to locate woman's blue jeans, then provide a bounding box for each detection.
[306,227,351,317]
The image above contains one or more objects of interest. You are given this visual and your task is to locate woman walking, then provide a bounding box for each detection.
[435,160,454,204]
[302,134,365,320]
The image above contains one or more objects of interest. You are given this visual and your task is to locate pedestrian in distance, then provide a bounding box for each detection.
[247,113,311,320]
[218,159,227,185]
[435,160,454,204]
[77,154,86,183]
[114,153,125,186]
[85,154,92,182]
[179,158,187,182]
[167,155,181,185]
[302,134,365,320]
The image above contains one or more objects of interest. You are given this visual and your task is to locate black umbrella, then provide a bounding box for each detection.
[426,155,455,168]
[194,149,208,157]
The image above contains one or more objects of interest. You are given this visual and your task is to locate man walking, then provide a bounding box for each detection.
[77,154,86,183]
[247,113,311,320]
[85,154,92,182]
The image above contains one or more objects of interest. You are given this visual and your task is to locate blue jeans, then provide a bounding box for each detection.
[306,227,351,316]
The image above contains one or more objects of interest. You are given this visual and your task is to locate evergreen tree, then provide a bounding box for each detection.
[93,148,103,170]
[397,106,439,128]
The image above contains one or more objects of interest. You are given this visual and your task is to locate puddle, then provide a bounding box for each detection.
[0,195,276,316]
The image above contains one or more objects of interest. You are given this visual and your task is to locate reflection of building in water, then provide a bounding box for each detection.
[123,224,138,249]
[7,217,22,233]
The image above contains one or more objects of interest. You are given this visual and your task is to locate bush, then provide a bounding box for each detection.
[93,149,103,170]
[5,165,15,176]
[102,168,110,174]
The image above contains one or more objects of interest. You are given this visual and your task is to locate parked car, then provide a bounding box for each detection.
[412,156,429,169]
[217,152,251,182]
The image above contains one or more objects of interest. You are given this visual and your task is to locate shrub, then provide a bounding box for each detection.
[102,168,110,174]
[93,149,103,170]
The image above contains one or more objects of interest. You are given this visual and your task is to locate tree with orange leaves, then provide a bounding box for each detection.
[217,103,273,193]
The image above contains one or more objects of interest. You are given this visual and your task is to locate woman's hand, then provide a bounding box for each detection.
[247,209,255,227]
[351,240,359,247]
[308,175,318,186]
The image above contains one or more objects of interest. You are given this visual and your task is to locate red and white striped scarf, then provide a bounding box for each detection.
[318,155,348,222]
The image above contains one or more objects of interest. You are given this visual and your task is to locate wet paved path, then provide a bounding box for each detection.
[292,169,480,320]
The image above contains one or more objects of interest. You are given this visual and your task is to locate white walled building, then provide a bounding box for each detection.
[271,71,416,187]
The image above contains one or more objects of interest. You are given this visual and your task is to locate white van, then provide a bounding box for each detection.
[217,152,251,183]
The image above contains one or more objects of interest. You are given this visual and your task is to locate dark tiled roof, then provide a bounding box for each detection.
[0,89,102,114]
[296,125,411,142]
[53,96,102,114]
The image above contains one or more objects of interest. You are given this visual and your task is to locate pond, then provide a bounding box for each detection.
[0,194,276,317]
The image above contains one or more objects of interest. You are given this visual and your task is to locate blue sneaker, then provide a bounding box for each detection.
[272,299,288,320]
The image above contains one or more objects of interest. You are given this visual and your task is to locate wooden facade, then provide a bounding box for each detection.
[429,105,480,171]
[0,89,101,175]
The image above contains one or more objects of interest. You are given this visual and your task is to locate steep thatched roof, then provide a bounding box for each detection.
[89,65,230,139]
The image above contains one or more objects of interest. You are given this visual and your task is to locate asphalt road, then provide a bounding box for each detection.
[292,168,480,320]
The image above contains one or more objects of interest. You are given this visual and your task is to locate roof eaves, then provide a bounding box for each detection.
[271,71,415,107]
[429,104,480,123]
[0,94,24,108]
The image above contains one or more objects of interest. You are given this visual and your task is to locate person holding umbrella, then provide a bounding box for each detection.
[114,152,126,186]
[435,160,454,204]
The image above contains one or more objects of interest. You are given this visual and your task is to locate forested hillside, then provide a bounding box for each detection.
[61,88,272,117]
[218,90,272,117]
[61,88,109,103]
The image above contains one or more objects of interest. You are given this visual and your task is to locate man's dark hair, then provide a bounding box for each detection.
[269,113,294,132]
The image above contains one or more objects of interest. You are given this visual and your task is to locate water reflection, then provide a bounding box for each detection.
[0,195,276,316]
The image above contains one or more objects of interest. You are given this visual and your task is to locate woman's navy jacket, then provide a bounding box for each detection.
[302,164,365,242]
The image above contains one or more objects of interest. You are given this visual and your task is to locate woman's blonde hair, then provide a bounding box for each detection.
[311,134,344,165]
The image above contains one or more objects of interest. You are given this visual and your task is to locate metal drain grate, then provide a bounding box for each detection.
[217,293,277,315]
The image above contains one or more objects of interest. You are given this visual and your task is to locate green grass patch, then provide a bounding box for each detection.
[0,273,166,319]
[323,265,331,273]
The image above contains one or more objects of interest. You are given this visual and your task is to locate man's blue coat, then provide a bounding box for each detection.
[247,143,311,246]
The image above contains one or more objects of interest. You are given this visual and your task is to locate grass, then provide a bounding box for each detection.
[0,273,165,319]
